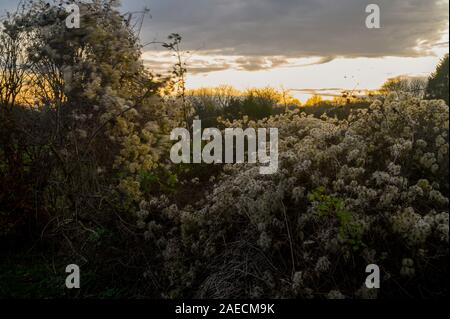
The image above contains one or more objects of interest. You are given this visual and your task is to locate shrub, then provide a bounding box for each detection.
[140,93,449,298]
[426,54,449,105]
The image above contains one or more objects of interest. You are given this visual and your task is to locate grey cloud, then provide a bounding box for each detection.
[143,52,289,74]
[188,65,231,74]
[129,0,448,59]
[143,54,231,74]
[0,0,447,60]
[291,88,347,96]
[286,56,336,68]
[186,58,231,74]
[235,56,289,71]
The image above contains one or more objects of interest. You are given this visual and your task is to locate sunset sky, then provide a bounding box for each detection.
[1,0,449,102]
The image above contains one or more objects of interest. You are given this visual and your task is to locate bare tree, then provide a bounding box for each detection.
[0,10,29,111]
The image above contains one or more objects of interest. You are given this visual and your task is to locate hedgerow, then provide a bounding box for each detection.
[139,93,448,298]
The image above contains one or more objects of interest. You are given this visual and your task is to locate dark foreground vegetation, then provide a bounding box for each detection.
[0,1,448,298]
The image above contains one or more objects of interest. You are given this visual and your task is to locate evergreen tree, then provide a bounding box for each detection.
[426,54,449,105]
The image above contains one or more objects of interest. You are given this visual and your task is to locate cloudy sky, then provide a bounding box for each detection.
[1,0,449,101]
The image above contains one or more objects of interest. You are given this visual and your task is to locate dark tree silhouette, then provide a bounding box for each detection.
[426,54,449,105]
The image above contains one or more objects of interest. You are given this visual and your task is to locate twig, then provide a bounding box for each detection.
[281,200,296,277]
